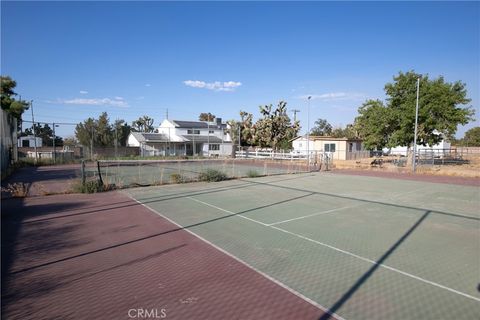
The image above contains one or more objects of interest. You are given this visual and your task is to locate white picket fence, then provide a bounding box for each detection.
[235,150,371,161]
[235,150,310,160]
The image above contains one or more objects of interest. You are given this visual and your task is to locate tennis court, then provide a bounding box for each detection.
[125,172,480,320]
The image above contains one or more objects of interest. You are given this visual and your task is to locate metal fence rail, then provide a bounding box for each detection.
[416,148,472,166]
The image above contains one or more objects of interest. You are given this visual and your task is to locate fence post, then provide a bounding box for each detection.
[81,160,86,187]
[96,160,104,186]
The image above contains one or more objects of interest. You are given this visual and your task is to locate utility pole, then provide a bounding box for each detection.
[30,100,38,165]
[52,122,56,164]
[114,120,118,159]
[292,109,300,122]
[166,108,169,120]
[307,96,311,171]
[192,128,195,157]
[238,125,241,150]
[90,126,94,160]
[413,77,420,173]
[207,120,210,157]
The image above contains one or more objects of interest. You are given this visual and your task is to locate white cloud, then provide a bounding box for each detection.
[79,90,88,94]
[183,80,242,92]
[299,92,366,101]
[59,97,128,107]
[145,83,151,87]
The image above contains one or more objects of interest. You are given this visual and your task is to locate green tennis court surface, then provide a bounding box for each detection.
[125,172,480,320]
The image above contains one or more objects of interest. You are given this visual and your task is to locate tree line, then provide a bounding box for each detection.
[309,71,475,150]
[74,113,157,148]
[2,71,478,150]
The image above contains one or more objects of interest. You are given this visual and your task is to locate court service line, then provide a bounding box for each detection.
[267,205,362,226]
[128,195,345,320]
[188,196,480,303]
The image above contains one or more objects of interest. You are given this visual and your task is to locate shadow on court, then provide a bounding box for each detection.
[318,210,432,319]
[1,191,328,320]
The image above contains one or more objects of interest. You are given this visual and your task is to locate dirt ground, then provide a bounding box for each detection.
[1,164,81,198]
[332,155,480,178]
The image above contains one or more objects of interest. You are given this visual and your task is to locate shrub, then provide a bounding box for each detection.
[170,173,186,184]
[1,183,28,197]
[73,180,106,193]
[246,170,260,178]
[198,169,227,182]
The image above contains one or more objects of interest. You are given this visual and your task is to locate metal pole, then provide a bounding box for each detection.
[52,122,56,164]
[292,109,300,122]
[413,78,420,173]
[168,126,171,156]
[30,100,38,164]
[307,96,311,171]
[192,128,195,157]
[90,126,94,160]
[114,121,118,159]
[207,120,210,157]
[238,125,241,153]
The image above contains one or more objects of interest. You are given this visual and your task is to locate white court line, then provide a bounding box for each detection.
[127,194,345,320]
[267,205,361,226]
[187,196,271,226]
[188,196,480,303]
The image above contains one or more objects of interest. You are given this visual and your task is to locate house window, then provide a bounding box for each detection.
[209,130,214,134]
[209,144,220,151]
[187,129,200,135]
[22,140,29,147]
[324,143,336,152]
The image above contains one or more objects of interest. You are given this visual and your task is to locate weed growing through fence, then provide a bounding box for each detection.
[170,173,187,184]
[246,170,260,178]
[198,169,228,182]
[73,180,109,193]
[1,183,28,197]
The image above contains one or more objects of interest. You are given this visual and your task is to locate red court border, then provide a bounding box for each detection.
[331,169,480,186]
[1,191,337,320]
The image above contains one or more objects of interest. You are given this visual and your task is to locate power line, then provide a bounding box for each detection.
[21,119,77,126]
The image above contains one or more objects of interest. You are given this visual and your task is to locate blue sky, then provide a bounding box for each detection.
[2,1,479,138]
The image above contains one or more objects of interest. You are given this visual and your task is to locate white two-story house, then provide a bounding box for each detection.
[128,118,233,157]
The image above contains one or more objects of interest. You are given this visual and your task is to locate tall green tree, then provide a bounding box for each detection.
[96,112,113,147]
[22,124,63,146]
[1,76,29,119]
[462,127,480,146]
[113,119,131,146]
[355,71,475,150]
[75,117,97,147]
[310,118,333,136]
[331,124,358,139]
[386,71,474,148]
[354,100,393,150]
[75,113,131,148]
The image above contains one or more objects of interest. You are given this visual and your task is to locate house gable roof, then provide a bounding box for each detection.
[172,120,226,130]
[292,135,363,142]
[130,132,169,143]
[181,135,223,143]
